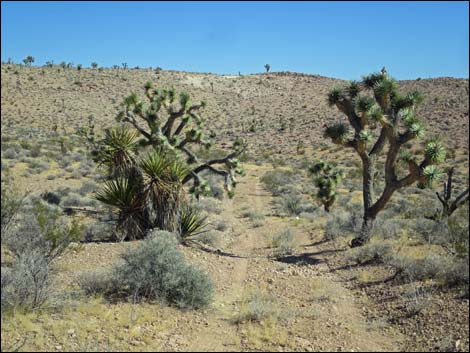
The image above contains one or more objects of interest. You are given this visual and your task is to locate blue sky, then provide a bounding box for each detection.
[1,1,468,79]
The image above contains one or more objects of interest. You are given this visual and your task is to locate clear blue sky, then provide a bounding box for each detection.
[1,1,469,79]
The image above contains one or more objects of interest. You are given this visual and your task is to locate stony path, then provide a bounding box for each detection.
[183,164,405,352]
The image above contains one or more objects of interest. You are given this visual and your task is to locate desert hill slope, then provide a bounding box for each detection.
[1,65,468,153]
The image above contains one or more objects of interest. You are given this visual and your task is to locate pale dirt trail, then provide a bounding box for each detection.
[184,164,406,352]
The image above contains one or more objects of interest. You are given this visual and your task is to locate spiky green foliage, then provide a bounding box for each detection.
[309,160,344,212]
[97,127,139,175]
[359,129,374,142]
[423,165,441,187]
[324,70,448,247]
[354,96,375,114]
[325,122,349,142]
[327,86,343,106]
[346,81,361,98]
[94,178,146,240]
[424,139,446,164]
[180,205,208,244]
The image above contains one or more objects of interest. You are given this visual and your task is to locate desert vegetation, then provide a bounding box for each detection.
[1,63,468,352]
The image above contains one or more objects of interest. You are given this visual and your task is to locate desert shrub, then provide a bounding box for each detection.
[58,155,72,168]
[3,148,18,159]
[215,220,228,232]
[77,268,116,296]
[276,192,305,216]
[1,249,51,311]
[374,217,403,239]
[71,152,85,162]
[260,169,298,196]
[28,160,49,174]
[233,291,278,324]
[78,180,97,196]
[84,221,114,242]
[1,185,25,234]
[41,191,61,205]
[193,230,220,248]
[191,198,223,214]
[271,229,295,257]
[441,219,469,258]
[347,241,393,265]
[402,284,432,317]
[324,208,361,240]
[241,209,265,227]
[82,231,213,309]
[3,200,83,263]
[55,186,72,197]
[61,192,97,207]
[29,144,42,158]
[389,255,446,283]
[440,258,469,293]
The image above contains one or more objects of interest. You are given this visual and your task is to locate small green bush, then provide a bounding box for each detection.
[1,249,51,311]
[276,192,307,216]
[233,291,278,324]
[81,231,213,309]
[260,169,298,196]
[347,241,393,265]
[271,229,295,257]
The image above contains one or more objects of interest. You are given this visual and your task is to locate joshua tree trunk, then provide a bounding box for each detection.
[436,167,469,220]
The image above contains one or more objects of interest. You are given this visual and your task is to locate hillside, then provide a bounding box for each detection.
[1,65,469,154]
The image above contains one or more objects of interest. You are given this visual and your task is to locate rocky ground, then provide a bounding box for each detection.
[1,65,469,156]
[1,164,468,352]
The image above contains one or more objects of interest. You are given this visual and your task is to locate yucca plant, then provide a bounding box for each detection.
[83,85,246,242]
[97,126,139,178]
[324,70,447,247]
[95,178,147,241]
[141,151,188,234]
[180,205,208,245]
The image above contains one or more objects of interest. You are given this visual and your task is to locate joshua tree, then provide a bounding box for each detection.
[121,62,128,69]
[435,167,469,220]
[81,83,246,240]
[296,140,305,155]
[91,62,98,69]
[77,64,82,71]
[325,70,446,247]
[309,160,343,212]
[264,64,270,73]
[22,56,34,66]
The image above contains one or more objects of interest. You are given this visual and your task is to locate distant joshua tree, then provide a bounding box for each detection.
[91,62,98,69]
[264,64,270,73]
[309,160,344,212]
[23,56,34,66]
[121,62,128,69]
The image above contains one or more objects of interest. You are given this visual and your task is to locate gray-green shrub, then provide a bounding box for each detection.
[80,231,213,309]
[271,229,295,257]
